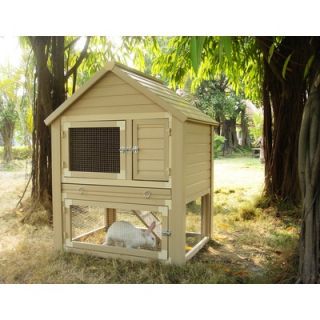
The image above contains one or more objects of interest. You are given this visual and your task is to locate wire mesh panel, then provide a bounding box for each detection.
[186,199,203,251]
[70,205,163,252]
[69,127,120,173]
[71,205,106,241]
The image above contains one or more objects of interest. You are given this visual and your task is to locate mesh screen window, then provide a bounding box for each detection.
[69,127,120,173]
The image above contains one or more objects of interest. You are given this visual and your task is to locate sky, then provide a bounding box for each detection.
[0,36,22,68]
[0,36,130,70]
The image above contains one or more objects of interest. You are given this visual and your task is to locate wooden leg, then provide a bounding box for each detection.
[201,194,211,238]
[105,208,116,229]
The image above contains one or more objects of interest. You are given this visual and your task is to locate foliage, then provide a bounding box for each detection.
[0,146,32,160]
[194,78,245,122]
[250,112,263,142]
[145,37,262,103]
[213,135,226,157]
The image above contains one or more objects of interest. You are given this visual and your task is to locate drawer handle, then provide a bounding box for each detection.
[144,191,152,199]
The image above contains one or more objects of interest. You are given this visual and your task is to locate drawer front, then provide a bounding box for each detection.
[62,184,171,206]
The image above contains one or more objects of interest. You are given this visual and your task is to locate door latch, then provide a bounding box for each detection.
[132,145,139,153]
[162,230,172,237]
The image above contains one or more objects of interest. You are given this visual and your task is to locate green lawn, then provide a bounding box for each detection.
[0,156,300,283]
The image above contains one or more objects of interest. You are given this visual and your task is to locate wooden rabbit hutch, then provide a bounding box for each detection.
[45,61,216,264]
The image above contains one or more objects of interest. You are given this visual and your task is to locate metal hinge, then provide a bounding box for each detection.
[162,230,172,237]
[167,168,172,176]
[62,131,66,138]
[168,128,172,136]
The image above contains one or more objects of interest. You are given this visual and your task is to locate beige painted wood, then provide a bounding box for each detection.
[186,181,210,200]
[45,62,116,125]
[61,177,171,188]
[210,126,214,238]
[62,185,171,206]
[51,120,63,250]
[61,112,170,122]
[65,247,159,263]
[113,67,187,123]
[45,61,216,126]
[201,194,211,237]
[185,188,211,205]
[184,121,211,205]
[64,105,162,117]
[75,95,153,108]
[185,236,209,261]
[71,241,159,259]
[114,65,216,125]
[61,120,127,180]
[94,72,125,86]
[133,119,169,181]
[169,118,186,264]
[64,205,72,243]
[88,84,138,97]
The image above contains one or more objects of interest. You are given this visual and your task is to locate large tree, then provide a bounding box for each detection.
[142,36,320,205]
[27,36,88,215]
[25,36,122,219]
[0,66,22,163]
[298,72,320,283]
[194,78,247,154]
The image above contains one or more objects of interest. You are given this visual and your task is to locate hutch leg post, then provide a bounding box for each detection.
[105,208,116,229]
[169,118,186,264]
[201,193,212,238]
[51,120,64,250]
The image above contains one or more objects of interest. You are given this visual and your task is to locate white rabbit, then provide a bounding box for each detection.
[103,221,156,249]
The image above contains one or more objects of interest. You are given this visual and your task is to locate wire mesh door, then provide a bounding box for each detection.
[64,200,169,260]
[62,121,127,180]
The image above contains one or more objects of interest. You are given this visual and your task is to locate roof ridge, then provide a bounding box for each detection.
[113,61,164,85]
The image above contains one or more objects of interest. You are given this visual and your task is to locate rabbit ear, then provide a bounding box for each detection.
[146,221,156,233]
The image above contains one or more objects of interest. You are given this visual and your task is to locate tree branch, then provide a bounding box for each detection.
[255,37,286,85]
[64,36,81,51]
[65,36,91,80]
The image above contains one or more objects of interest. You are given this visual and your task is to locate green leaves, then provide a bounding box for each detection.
[304,54,315,79]
[190,36,205,73]
[268,43,275,64]
[282,53,292,79]
[219,36,232,61]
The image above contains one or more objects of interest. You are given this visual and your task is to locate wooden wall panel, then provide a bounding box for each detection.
[64,73,163,116]
[184,121,211,203]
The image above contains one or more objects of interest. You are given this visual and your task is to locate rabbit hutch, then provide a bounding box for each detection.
[45,61,216,264]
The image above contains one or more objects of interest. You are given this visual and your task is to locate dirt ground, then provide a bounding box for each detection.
[0,158,299,283]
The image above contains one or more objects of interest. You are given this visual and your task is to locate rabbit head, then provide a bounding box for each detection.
[142,221,156,248]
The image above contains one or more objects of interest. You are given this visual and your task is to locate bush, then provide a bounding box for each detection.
[213,135,226,157]
[239,203,257,221]
[0,146,32,160]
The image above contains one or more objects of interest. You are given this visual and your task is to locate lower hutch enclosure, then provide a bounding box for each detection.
[45,61,216,264]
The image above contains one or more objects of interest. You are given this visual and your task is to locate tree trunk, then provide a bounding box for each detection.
[257,36,316,204]
[240,110,250,147]
[30,37,55,214]
[298,74,320,283]
[221,118,238,155]
[1,119,15,163]
[27,36,89,221]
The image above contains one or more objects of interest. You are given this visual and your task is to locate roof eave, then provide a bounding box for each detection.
[44,61,116,126]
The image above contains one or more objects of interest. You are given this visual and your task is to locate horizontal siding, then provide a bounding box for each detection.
[64,73,163,116]
[123,68,215,124]
[184,122,211,202]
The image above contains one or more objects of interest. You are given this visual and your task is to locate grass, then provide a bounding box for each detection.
[0,157,300,284]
